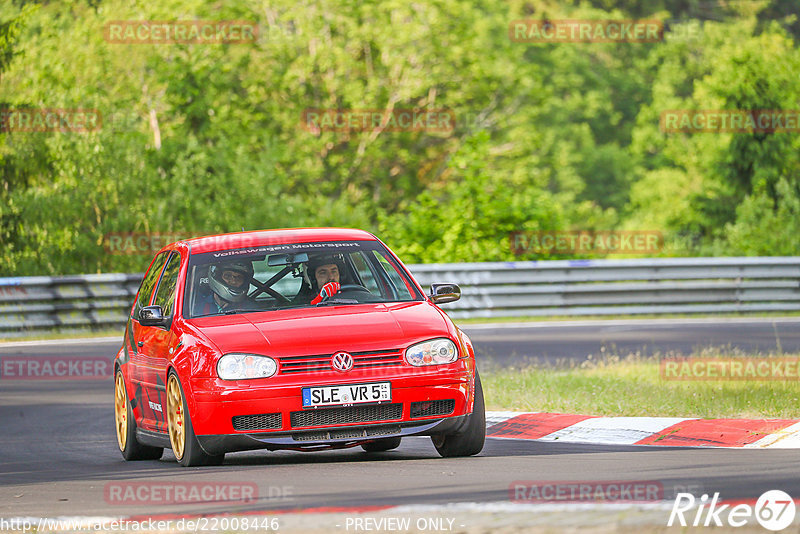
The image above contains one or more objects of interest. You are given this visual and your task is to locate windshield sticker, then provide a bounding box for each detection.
[208,242,363,259]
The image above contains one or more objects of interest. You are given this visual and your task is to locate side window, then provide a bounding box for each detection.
[153,253,181,316]
[349,252,380,294]
[374,252,414,300]
[134,252,169,317]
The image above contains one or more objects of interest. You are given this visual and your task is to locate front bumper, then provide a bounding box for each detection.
[196,415,469,455]
[187,364,475,454]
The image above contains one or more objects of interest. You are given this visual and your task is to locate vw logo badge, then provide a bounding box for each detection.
[331,351,354,372]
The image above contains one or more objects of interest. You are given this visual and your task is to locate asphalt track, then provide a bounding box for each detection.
[1,318,799,524]
[1,317,799,365]
[465,317,800,364]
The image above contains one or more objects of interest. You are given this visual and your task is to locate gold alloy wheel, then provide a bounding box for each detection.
[167,374,186,460]
[114,371,128,451]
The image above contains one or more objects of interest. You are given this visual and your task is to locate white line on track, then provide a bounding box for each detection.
[537,417,690,446]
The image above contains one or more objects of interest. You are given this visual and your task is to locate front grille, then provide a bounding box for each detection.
[293,425,401,442]
[278,349,404,375]
[290,403,402,428]
[232,413,282,431]
[410,399,456,418]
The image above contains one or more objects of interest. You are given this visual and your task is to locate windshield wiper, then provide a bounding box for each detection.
[222,308,258,315]
[315,298,360,306]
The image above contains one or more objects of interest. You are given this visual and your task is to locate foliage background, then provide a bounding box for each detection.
[1,0,798,275]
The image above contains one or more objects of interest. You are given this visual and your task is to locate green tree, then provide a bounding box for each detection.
[380,131,565,262]
[625,18,800,254]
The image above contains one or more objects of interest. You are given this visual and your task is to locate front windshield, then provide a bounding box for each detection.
[183,240,422,318]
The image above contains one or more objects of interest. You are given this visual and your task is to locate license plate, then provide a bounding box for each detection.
[302,382,391,408]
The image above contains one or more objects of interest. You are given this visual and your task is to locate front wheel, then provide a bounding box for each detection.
[166,371,225,467]
[432,373,485,457]
[114,369,163,461]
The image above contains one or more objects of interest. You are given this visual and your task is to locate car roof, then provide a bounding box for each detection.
[180,227,377,255]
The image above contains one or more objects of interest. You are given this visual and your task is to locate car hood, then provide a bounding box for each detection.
[192,302,454,356]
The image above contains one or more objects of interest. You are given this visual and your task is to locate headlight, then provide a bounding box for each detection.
[405,338,458,366]
[217,353,278,380]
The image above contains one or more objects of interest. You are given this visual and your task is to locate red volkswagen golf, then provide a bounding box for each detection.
[114,228,484,466]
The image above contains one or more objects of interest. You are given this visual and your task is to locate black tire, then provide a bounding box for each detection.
[431,373,485,457]
[115,369,163,461]
[167,371,225,467]
[361,437,402,452]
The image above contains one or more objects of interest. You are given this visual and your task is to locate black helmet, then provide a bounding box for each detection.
[305,254,345,288]
[208,260,254,303]
[307,254,343,274]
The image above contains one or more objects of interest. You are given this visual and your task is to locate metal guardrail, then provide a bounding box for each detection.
[409,257,800,319]
[1,257,799,336]
[0,274,142,337]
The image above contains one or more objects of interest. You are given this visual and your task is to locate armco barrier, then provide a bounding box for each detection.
[1,257,798,337]
[0,274,141,337]
[409,257,800,319]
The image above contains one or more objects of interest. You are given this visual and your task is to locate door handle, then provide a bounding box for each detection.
[137,341,144,347]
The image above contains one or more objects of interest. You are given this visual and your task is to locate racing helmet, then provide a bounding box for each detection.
[208,260,254,303]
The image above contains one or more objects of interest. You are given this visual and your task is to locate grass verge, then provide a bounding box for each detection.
[481,352,800,419]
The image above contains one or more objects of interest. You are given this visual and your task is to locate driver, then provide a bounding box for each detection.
[195,260,254,315]
[305,255,344,305]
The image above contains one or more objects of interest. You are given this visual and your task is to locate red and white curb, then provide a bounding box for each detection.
[486,411,800,448]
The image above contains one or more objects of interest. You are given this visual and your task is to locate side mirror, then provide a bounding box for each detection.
[430,283,461,305]
[139,305,168,327]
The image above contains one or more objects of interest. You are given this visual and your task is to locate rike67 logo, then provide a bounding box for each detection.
[668,490,796,531]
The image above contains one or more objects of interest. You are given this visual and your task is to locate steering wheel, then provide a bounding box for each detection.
[318,283,372,304]
[337,284,372,294]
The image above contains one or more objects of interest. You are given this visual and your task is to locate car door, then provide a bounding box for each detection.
[136,251,182,433]
[128,252,169,424]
